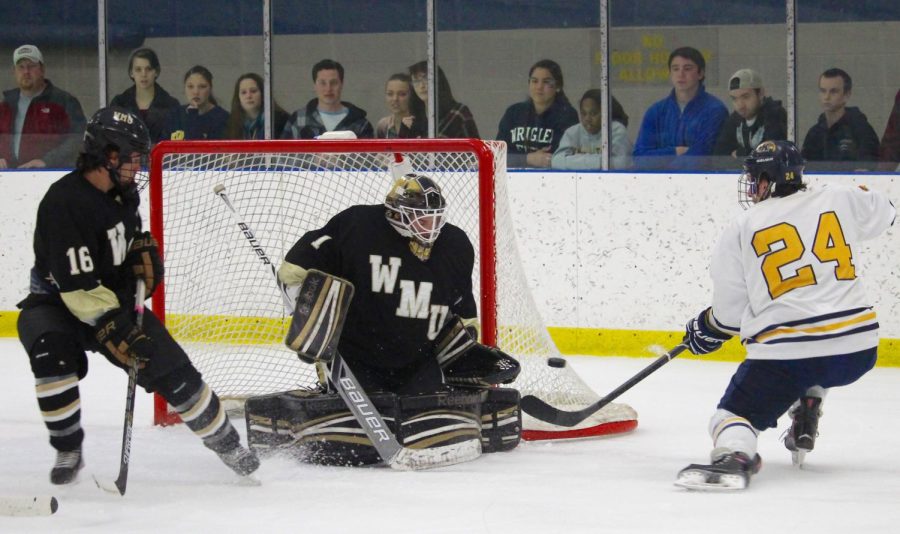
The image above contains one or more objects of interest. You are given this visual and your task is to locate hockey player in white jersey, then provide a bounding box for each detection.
[675,140,896,491]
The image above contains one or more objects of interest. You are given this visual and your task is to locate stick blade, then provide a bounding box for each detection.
[93,475,125,496]
[213,183,226,194]
[520,395,588,427]
[0,496,58,516]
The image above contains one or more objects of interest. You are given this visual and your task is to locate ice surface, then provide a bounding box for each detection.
[1,338,898,533]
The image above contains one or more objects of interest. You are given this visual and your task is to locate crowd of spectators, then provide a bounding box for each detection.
[2,43,899,172]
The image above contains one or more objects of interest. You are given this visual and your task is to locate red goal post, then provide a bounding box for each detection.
[148,138,636,440]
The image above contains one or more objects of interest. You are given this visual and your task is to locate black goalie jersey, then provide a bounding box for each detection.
[283,204,477,370]
[22,170,142,324]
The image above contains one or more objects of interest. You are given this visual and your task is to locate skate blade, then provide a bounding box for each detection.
[234,474,261,487]
[791,449,808,468]
[674,470,747,491]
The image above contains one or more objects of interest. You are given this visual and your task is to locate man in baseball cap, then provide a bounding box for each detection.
[1,44,86,168]
[713,68,787,160]
[13,44,44,65]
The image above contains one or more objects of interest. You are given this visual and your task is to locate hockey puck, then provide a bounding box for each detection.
[49,497,58,514]
[547,357,567,368]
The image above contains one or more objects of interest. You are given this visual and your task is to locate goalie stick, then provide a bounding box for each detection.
[520,344,687,427]
[94,280,146,496]
[214,184,479,470]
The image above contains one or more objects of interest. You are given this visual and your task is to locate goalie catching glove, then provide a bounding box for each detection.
[684,307,732,355]
[285,269,355,364]
[435,316,520,387]
[126,231,163,297]
[94,308,155,368]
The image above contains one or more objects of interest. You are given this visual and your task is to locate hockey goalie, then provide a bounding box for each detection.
[244,173,522,466]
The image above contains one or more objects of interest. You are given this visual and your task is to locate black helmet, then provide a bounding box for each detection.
[384,174,447,261]
[82,107,151,192]
[84,106,151,160]
[739,140,806,208]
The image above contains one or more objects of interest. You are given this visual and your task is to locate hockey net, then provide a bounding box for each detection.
[148,138,635,440]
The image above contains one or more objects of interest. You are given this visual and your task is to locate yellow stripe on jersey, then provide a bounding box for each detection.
[59,285,120,325]
[753,310,877,344]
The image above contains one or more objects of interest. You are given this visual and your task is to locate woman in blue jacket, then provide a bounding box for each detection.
[163,65,229,141]
[496,59,578,168]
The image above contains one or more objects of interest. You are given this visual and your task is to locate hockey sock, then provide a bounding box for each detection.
[709,409,759,459]
[157,366,238,453]
[29,334,86,452]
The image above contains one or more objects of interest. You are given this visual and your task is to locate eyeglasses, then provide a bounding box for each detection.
[411,76,428,87]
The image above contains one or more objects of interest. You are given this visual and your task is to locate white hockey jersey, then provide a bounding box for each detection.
[709,183,895,360]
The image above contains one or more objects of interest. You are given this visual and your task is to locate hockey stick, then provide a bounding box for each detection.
[214,184,478,470]
[520,344,688,427]
[0,496,59,517]
[94,280,145,496]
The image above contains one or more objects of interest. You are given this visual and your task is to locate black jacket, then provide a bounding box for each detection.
[110,83,180,144]
[713,97,787,157]
[802,106,880,163]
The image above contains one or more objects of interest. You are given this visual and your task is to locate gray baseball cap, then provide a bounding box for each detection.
[13,44,43,65]
[729,68,763,91]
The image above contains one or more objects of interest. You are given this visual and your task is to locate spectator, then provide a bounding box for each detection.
[0,44,86,168]
[281,59,373,139]
[633,46,728,169]
[552,89,633,170]
[496,59,578,168]
[877,88,899,171]
[109,48,180,143]
[801,68,879,167]
[374,73,424,139]
[407,62,478,139]
[224,73,289,140]
[163,65,228,141]
[713,69,787,160]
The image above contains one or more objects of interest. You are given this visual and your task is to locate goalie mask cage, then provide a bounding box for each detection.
[149,138,635,440]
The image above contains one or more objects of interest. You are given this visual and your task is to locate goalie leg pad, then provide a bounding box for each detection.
[285,269,355,364]
[480,387,522,453]
[245,389,483,467]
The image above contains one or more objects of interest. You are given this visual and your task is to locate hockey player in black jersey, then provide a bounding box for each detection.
[16,107,258,485]
[245,173,522,466]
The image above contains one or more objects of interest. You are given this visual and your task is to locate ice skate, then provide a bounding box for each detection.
[50,447,84,485]
[216,444,260,477]
[784,396,822,467]
[675,450,761,491]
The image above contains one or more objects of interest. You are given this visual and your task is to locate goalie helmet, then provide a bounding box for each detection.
[739,140,806,209]
[82,106,151,191]
[385,174,447,261]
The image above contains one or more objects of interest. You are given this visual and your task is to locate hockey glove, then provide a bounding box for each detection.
[127,232,164,297]
[684,307,732,355]
[95,309,155,368]
[443,344,521,388]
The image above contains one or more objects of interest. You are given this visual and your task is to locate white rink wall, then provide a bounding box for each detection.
[1,169,897,338]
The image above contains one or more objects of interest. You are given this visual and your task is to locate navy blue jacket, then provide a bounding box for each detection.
[496,96,578,168]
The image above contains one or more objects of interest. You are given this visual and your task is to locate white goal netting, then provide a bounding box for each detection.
[149,139,633,437]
